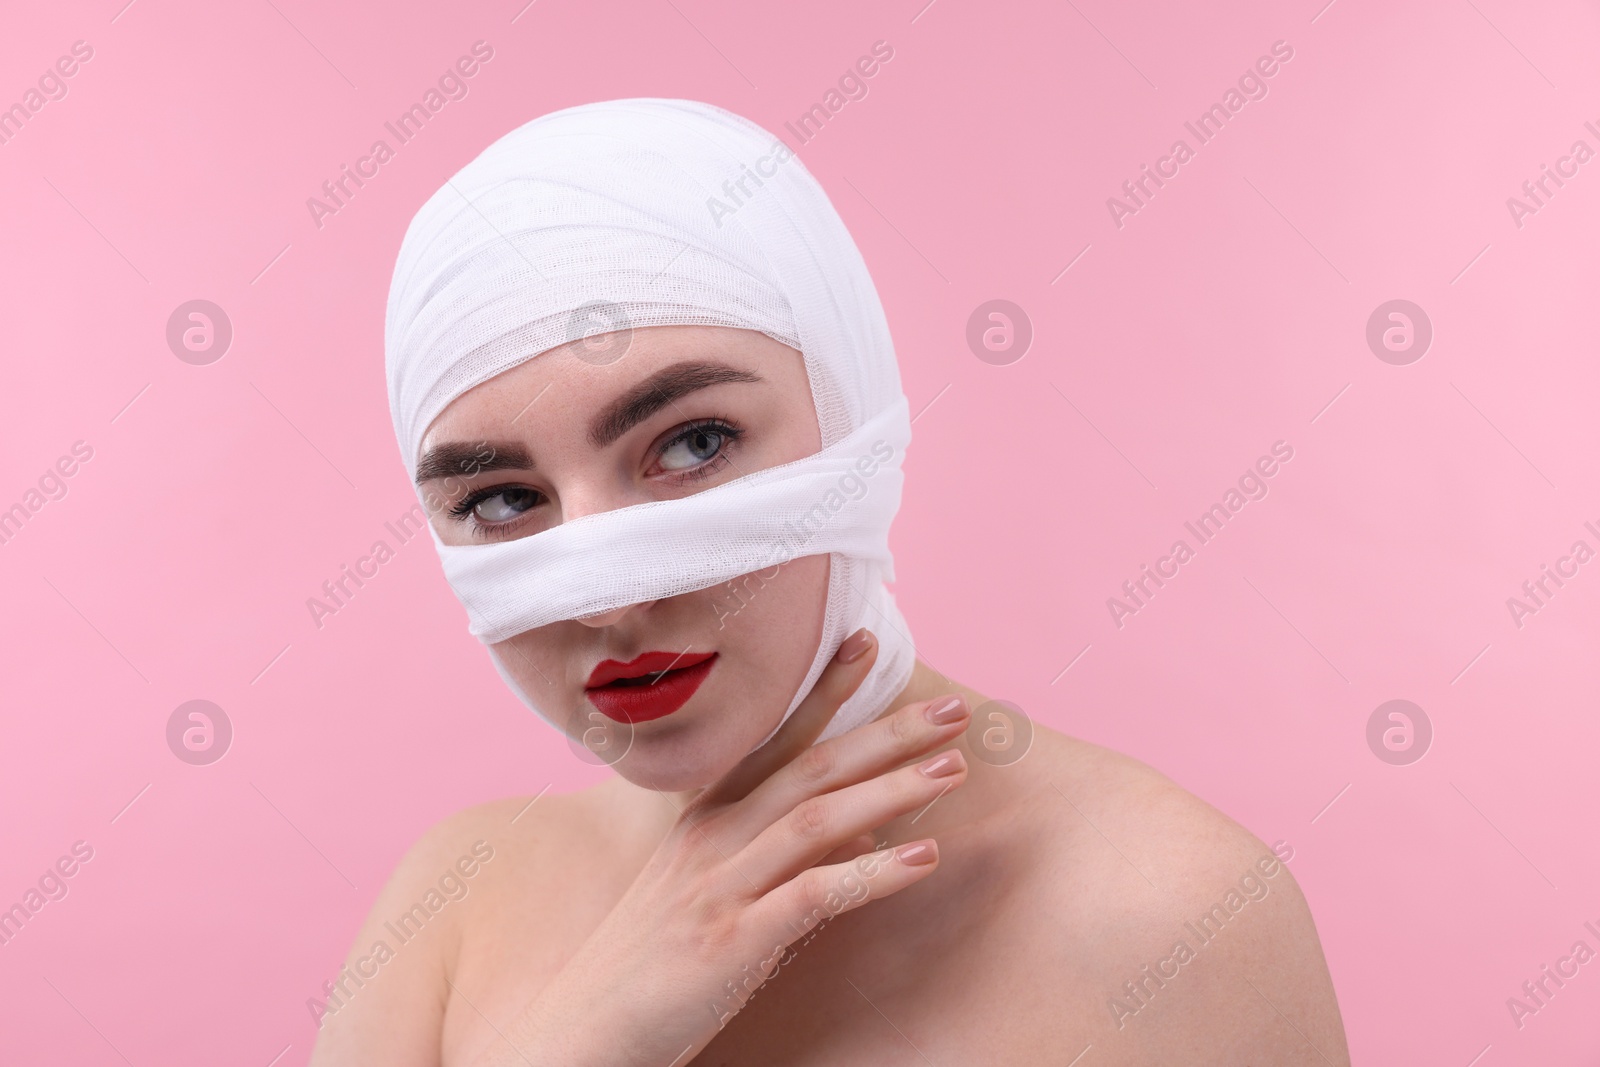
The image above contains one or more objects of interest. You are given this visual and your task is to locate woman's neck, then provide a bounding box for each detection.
[647,657,989,814]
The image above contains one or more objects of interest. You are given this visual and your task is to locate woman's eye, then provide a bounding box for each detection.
[658,426,728,472]
[470,487,539,523]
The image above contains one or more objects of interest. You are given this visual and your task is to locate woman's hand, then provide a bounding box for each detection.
[471,627,972,1067]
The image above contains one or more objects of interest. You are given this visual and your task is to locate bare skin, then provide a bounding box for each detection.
[311,325,1349,1065]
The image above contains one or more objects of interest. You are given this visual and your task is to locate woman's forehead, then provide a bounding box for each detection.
[417,324,808,454]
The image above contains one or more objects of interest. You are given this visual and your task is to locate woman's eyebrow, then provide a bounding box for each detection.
[587,359,762,448]
[415,441,532,484]
[415,360,763,484]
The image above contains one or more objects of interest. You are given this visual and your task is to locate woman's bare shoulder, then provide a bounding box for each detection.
[308,782,636,1064]
[1016,724,1281,866]
[410,776,655,897]
[1011,726,1350,1063]
[357,779,637,969]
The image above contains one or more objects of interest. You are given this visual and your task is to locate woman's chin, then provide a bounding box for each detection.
[608,715,771,794]
[611,747,735,794]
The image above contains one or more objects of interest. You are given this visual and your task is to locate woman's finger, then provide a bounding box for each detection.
[749,839,941,949]
[735,747,967,893]
[723,691,970,844]
[813,832,879,869]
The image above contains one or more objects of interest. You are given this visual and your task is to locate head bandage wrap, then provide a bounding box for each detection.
[385,98,916,750]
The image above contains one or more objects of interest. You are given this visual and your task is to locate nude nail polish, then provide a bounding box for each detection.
[837,628,873,663]
[925,695,967,725]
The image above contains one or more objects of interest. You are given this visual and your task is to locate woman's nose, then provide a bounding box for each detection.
[558,485,659,627]
[559,484,647,525]
[574,601,659,628]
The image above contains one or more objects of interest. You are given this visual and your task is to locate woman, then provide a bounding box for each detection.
[311,98,1349,1065]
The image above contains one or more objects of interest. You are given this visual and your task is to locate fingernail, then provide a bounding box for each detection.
[897,841,937,866]
[918,750,963,778]
[837,628,873,664]
[925,695,967,725]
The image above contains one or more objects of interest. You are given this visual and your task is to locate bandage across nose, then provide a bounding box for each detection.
[385,97,917,748]
[428,395,910,644]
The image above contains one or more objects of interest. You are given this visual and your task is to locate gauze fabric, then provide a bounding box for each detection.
[384,97,916,750]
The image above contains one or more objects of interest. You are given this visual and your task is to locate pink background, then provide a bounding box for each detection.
[2,0,1597,1062]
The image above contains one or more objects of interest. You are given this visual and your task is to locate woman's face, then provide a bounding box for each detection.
[415,324,829,791]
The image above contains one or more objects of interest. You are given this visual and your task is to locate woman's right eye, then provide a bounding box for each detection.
[450,486,542,525]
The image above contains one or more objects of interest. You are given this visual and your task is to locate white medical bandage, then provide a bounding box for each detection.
[384,98,917,748]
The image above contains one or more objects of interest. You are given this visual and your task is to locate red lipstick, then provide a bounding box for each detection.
[585,650,718,724]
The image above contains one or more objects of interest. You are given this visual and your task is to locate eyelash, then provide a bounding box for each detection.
[445,416,746,537]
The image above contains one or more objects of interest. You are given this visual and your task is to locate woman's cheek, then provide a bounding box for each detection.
[497,630,574,700]
[709,554,829,688]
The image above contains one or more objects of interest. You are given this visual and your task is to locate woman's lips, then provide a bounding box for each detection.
[585,651,718,723]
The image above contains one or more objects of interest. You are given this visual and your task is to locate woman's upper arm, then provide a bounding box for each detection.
[307,813,484,1067]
